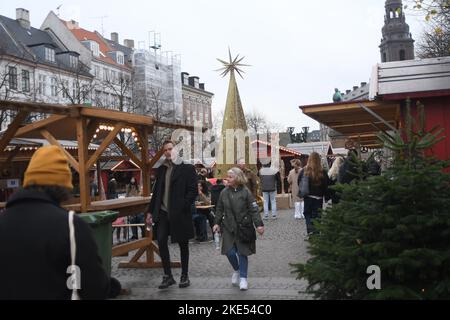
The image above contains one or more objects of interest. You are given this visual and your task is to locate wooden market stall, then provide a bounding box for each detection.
[299,99,401,150]
[0,99,198,269]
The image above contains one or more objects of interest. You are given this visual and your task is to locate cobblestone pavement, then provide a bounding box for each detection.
[111,209,313,300]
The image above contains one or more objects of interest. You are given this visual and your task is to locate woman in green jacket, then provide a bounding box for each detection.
[213,167,265,291]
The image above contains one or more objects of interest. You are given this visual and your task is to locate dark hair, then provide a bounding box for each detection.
[24,185,72,204]
[163,140,174,147]
[198,180,209,196]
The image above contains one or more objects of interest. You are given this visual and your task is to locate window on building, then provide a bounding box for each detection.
[51,77,58,97]
[94,65,100,78]
[91,41,100,57]
[45,47,55,62]
[399,49,406,61]
[382,52,387,63]
[117,52,124,65]
[8,67,17,90]
[103,68,109,81]
[72,81,78,99]
[21,70,30,92]
[69,55,78,69]
[110,70,117,84]
[38,74,46,95]
[61,80,69,98]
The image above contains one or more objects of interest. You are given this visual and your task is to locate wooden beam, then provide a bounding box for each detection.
[77,117,89,212]
[80,107,153,127]
[0,100,73,115]
[113,137,143,168]
[0,111,29,154]
[148,146,165,169]
[112,237,151,256]
[15,115,68,137]
[86,124,124,172]
[140,127,150,197]
[301,100,399,114]
[40,129,80,173]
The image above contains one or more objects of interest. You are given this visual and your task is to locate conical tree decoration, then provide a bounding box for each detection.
[215,49,257,178]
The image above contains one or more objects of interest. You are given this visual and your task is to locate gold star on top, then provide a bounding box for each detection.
[216,48,251,79]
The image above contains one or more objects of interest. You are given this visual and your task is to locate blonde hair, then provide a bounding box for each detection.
[291,159,302,168]
[328,157,344,180]
[227,167,248,186]
[305,152,324,185]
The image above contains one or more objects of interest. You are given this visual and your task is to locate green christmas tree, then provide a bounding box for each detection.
[292,101,450,299]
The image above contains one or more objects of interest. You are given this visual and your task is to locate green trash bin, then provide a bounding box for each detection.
[78,211,118,275]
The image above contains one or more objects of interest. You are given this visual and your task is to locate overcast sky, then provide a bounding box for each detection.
[1,0,425,132]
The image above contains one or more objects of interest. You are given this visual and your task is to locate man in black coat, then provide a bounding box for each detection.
[147,140,198,289]
[0,146,110,300]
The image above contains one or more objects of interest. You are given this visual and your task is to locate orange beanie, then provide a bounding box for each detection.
[23,146,73,189]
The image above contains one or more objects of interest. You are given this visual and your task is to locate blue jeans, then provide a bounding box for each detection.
[226,245,248,279]
[303,197,323,234]
[263,191,277,217]
[192,212,208,241]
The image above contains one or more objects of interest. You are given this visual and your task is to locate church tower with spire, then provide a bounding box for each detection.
[379,0,415,62]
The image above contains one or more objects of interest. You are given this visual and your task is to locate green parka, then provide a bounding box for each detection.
[215,185,264,256]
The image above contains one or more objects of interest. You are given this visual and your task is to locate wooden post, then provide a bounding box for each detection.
[140,127,150,197]
[77,117,89,212]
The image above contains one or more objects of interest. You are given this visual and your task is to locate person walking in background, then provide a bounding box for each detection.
[146,140,198,289]
[0,146,111,299]
[338,149,359,184]
[126,177,140,197]
[212,168,264,291]
[107,176,118,200]
[259,162,279,220]
[193,181,211,242]
[237,158,259,200]
[328,156,345,204]
[287,159,304,219]
[298,152,330,236]
[198,168,208,182]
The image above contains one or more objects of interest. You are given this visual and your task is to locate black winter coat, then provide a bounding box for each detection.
[148,162,198,243]
[0,190,110,300]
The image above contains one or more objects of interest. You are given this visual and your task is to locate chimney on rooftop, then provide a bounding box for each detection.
[346,90,351,94]
[353,86,359,91]
[361,82,367,87]
[111,32,119,43]
[124,39,135,48]
[65,19,79,29]
[16,8,30,29]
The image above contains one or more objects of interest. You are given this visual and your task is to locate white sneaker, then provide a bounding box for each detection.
[231,271,240,286]
[239,278,248,291]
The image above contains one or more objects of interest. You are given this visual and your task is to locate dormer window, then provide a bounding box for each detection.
[117,52,124,65]
[45,47,55,62]
[69,55,78,69]
[92,42,100,57]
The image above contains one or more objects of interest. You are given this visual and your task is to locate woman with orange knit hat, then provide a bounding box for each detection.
[0,146,112,300]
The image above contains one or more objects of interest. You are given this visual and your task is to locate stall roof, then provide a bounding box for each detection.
[5,137,99,151]
[251,140,302,157]
[286,142,333,156]
[370,56,450,100]
[299,100,400,148]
